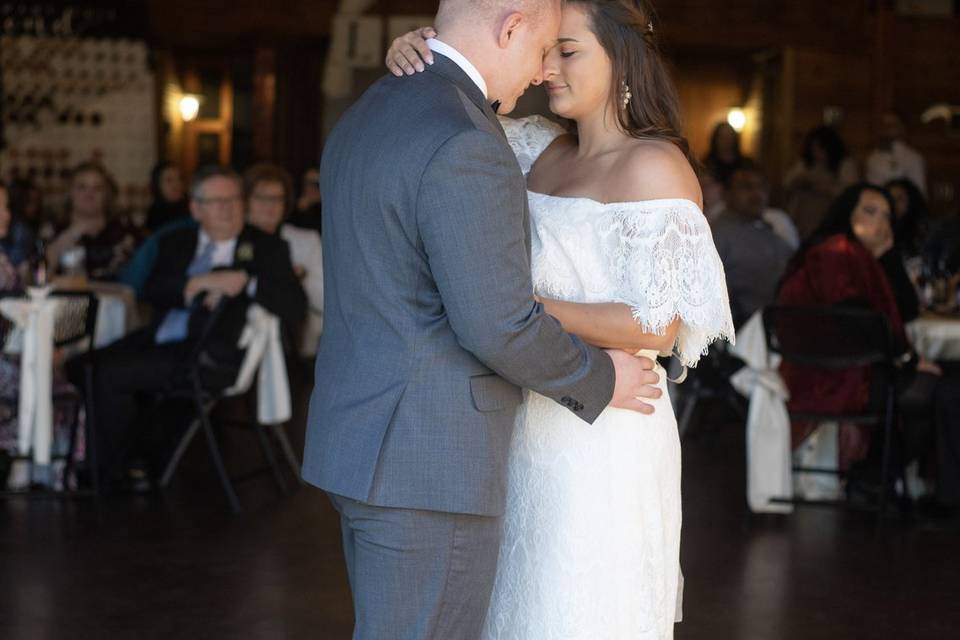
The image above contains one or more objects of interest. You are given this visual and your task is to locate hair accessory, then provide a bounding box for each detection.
[621,81,632,109]
[647,21,654,34]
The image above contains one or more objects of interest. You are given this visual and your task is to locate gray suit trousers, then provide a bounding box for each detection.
[329,493,502,640]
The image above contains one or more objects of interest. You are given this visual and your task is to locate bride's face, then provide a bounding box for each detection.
[542,4,613,121]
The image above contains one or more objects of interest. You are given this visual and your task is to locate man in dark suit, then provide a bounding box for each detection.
[83,165,306,485]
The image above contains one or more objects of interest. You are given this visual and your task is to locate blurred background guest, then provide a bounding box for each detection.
[0,180,35,287]
[6,177,50,240]
[699,170,725,222]
[289,167,323,234]
[703,122,745,187]
[244,163,323,357]
[885,177,930,262]
[866,112,927,195]
[776,183,943,494]
[712,161,795,327]
[783,125,859,239]
[145,161,190,233]
[45,162,140,280]
[77,166,306,487]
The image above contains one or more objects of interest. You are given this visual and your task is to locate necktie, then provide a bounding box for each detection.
[155,241,217,344]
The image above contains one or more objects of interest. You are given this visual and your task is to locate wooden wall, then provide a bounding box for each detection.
[138,0,960,210]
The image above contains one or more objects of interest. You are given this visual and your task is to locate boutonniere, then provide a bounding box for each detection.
[236,242,255,262]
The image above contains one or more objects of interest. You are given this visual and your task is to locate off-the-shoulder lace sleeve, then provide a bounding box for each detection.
[601,199,735,366]
[499,115,567,175]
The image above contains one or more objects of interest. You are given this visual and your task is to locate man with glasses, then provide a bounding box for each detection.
[78,165,306,491]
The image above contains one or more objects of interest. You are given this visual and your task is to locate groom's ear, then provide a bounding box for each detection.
[497,12,525,49]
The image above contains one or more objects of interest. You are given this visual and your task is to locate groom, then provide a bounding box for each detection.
[303,0,662,637]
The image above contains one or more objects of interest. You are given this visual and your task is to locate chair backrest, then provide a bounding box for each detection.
[762,304,896,370]
[49,291,99,350]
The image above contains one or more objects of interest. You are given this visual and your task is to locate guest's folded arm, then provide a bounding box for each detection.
[249,238,307,337]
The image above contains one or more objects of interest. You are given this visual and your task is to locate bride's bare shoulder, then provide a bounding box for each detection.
[616,139,703,207]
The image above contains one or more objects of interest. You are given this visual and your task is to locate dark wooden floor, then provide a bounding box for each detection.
[2,386,958,640]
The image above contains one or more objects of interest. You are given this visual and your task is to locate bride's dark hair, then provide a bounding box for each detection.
[573,0,691,161]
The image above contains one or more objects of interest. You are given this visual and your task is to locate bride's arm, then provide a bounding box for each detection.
[538,298,681,353]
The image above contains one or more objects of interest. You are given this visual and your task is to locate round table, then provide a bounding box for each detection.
[907,313,960,362]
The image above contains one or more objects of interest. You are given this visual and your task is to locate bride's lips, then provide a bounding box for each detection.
[547,84,568,94]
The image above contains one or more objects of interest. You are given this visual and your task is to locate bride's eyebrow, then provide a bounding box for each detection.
[557,37,579,43]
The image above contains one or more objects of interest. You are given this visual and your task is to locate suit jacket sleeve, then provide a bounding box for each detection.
[250,235,308,339]
[144,233,191,311]
[417,129,615,423]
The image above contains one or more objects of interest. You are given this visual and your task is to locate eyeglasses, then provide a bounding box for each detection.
[195,195,241,209]
[251,194,286,205]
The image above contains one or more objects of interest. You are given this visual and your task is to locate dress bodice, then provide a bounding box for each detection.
[500,115,735,366]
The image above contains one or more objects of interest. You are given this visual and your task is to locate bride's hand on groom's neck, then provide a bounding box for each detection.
[387,27,437,76]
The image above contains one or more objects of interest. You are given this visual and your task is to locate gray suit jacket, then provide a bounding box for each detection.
[302,56,615,517]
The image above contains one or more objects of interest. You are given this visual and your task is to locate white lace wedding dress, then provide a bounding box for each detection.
[482,116,735,640]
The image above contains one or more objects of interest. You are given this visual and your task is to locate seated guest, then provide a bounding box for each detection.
[777,183,944,484]
[783,126,859,239]
[289,167,322,234]
[45,162,140,280]
[0,181,34,286]
[7,177,49,239]
[702,122,745,187]
[712,162,795,326]
[866,112,926,195]
[145,162,190,232]
[244,164,323,356]
[0,181,79,487]
[79,166,306,484]
[885,177,930,261]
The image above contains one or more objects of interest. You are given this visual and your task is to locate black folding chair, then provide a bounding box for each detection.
[671,343,747,440]
[762,304,905,527]
[155,301,301,513]
[0,290,101,510]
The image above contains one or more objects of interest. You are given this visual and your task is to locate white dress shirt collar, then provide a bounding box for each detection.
[427,38,488,99]
[197,229,238,268]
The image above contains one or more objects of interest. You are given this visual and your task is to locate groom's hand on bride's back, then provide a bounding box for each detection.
[606,350,661,415]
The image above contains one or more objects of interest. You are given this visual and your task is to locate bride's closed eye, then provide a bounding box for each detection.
[560,51,576,58]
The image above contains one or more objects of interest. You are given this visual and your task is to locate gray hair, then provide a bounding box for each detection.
[190,165,242,201]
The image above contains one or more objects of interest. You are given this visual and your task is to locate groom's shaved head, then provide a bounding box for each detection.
[437,0,555,26]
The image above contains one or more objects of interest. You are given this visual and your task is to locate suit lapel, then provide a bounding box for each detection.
[425,55,503,135]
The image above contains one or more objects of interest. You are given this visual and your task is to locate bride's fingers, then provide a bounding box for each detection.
[387,44,427,76]
[387,50,417,76]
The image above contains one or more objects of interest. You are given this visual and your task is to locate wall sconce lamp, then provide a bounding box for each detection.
[178,94,201,122]
[727,107,746,133]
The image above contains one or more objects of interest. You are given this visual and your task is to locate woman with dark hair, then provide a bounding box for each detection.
[45,162,140,280]
[885,177,930,259]
[387,1,734,635]
[784,125,860,239]
[703,121,744,185]
[144,162,189,232]
[777,183,942,486]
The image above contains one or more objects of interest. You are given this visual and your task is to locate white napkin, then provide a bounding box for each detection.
[225,304,292,425]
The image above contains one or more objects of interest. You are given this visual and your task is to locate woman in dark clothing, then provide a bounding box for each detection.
[777,184,941,473]
[45,162,140,280]
[144,162,189,233]
[703,122,744,186]
[885,177,930,260]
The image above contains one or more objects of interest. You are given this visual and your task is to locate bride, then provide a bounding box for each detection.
[387,1,734,637]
